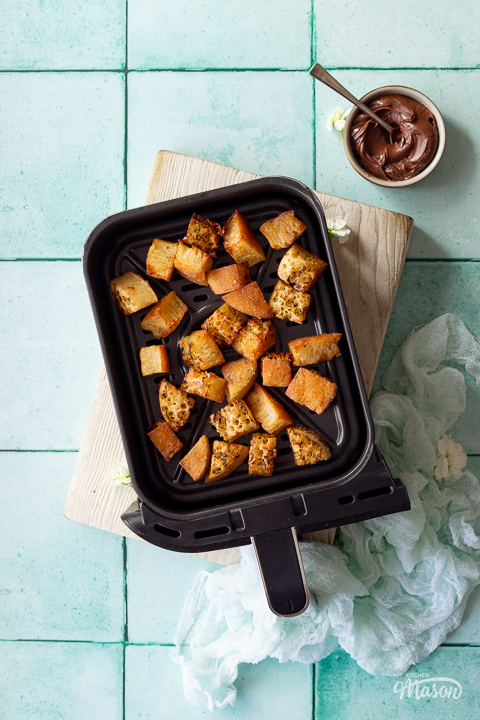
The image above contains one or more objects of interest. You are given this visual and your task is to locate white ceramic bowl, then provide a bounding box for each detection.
[342,85,446,188]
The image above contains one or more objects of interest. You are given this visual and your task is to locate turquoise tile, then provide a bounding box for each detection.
[0,262,102,449]
[0,73,124,259]
[128,0,311,70]
[372,262,480,453]
[315,70,480,259]
[126,539,218,643]
[0,453,124,641]
[0,1,125,70]
[315,647,480,719]
[0,641,123,720]
[127,71,314,208]
[125,645,313,718]
[313,1,480,68]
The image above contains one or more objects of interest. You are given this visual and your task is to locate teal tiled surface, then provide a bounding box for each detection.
[0,73,125,259]
[125,645,313,719]
[0,641,123,719]
[128,0,311,70]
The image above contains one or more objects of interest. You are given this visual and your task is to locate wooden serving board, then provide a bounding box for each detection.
[64,151,413,565]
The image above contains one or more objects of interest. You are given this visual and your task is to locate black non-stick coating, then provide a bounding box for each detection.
[84,177,373,517]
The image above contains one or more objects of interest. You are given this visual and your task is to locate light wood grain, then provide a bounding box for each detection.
[65,151,413,565]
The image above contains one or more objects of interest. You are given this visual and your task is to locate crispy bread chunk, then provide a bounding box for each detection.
[174,241,213,286]
[231,319,275,361]
[260,352,292,387]
[207,263,251,295]
[140,291,188,339]
[221,358,258,402]
[139,345,170,376]
[222,281,273,319]
[202,303,247,346]
[245,383,293,435]
[286,368,337,414]
[178,329,225,370]
[205,440,249,483]
[180,435,211,481]
[110,271,158,315]
[277,243,327,292]
[223,210,265,267]
[159,379,194,432]
[181,369,227,402]
[146,239,178,281]
[260,210,306,250]
[147,421,182,461]
[288,333,342,366]
[248,433,277,476]
[210,400,260,442]
[183,213,222,256]
[287,426,331,465]
[269,279,312,324]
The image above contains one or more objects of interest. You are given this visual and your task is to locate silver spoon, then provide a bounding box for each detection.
[309,63,395,136]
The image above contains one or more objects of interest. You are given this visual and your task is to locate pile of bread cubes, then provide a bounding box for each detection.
[110,209,342,484]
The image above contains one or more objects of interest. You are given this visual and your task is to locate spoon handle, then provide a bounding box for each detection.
[309,63,394,135]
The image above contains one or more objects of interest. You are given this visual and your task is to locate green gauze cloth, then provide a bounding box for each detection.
[172,314,480,710]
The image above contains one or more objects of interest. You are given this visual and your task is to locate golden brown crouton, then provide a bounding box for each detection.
[260,210,306,249]
[231,319,276,361]
[288,333,342,366]
[201,304,247,346]
[180,435,211,481]
[159,379,195,432]
[248,433,277,476]
[285,368,337,414]
[147,421,182,461]
[277,243,328,292]
[210,400,260,442]
[110,271,158,315]
[205,440,249,483]
[268,279,312,324]
[146,239,178,281]
[223,210,266,267]
[222,281,273,319]
[245,383,293,435]
[174,241,213,286]
[178,329,225,370]
[181,369,227,402]
[221,358,258,403]
[139,345,170,376]
[140,291,188,339]
[207,263,251,295]
[287,426,331,465]
[183,213,223,256]
[260,353,292,387]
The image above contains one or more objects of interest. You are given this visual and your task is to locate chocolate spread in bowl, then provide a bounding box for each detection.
[350,93,439,181]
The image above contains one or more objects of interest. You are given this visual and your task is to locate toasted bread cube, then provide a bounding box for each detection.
[260,210,306,250]
[231,319,276,361]
[179,329,225,370]
[278,243,328,292]
[146,239,178,281]
[223,210,266,267]
[288,333,342,366]
[245,383,293,435]
[269,279,312,324]
[148,421,182,461]
[205,440,249,483]
[159,379,194,432]
[286,368,337,414]
[207,263,251,295]
[183,213,222,256]
[180,435,211,481]
[140,291,188,339]
[174,241,213,286]
[139,345,170,376]
[110,271,158,315]
[181,369,227,402]
[222,281,273,319]
[221,358,258,402]
[260,353,292,387]
[287,426,331,466]
[201,304,247,346]
[210,400,260,442]
[248,433,277,476]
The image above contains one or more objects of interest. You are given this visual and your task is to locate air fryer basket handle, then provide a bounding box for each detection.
[251,527,309,618]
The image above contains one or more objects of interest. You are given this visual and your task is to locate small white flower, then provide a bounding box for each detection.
[111,462,133,487]
[326,106,352,133]
[326,217,351,244]
[434,434,467,480]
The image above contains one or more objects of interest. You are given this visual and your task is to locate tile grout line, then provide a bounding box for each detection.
[310,0,316,191]
[0,67,480,73]
[311,663,316,720]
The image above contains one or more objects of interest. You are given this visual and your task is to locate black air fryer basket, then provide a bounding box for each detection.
[83,176,410,617]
